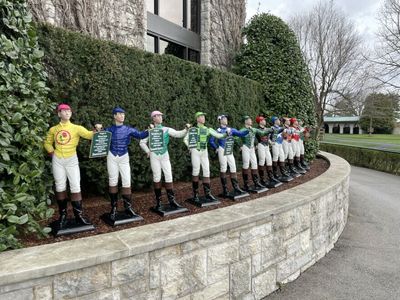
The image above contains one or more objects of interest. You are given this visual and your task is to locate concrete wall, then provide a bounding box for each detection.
[28,0,146,49]
[28,0,245,70]
[0,152,350,300]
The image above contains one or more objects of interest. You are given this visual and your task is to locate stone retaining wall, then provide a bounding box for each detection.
[0,152,350,300]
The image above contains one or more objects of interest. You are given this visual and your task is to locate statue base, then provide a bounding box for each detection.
[151,205,188,217]
[50,219,95,237]
[245,186,269,194]
[278,175,293,182]
[101,211,143,227]
[219,190,250,201]
[187,196,221,207]
[263,180,283,189]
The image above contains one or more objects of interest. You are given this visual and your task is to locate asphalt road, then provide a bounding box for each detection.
[266,166,400,300]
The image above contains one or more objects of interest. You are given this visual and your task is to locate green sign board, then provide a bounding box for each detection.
[224,136,235,156]
[188,127,198,149]
[149,128,164,152]
[89,131,112,158]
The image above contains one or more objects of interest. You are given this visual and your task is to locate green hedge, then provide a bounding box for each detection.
[37,24,265,193]
[0,0,54,251]
[320,143,400,175]
[233,13,318,161]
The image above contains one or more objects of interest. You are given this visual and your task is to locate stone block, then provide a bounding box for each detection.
[76,288,120,300]
[118,278,148,298]
[276,257,296,282]
[0,288,33,300]
[33,285,52,300]
[192,279,229,300]
[181,232,228,253]
[252,268,277,299]
[54,263,111,299]
[230,258,251,299]
[160,250,207,298]
[207,240,239,271]
[207,265,229,285]
[111,253,149,286]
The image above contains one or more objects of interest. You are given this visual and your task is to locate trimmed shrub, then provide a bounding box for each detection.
[320,143,400,175]
[0,0,54,251]
[36,24,265,193]
[233,13,318,161]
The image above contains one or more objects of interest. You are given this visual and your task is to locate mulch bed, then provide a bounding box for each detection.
[21,158,329,248]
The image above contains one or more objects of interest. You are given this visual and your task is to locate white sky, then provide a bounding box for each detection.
[246,0,384,49]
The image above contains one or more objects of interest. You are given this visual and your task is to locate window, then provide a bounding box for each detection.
[147,0,200,33]
[146,34,156,53]
[159,0,184,27]
[187,0,200,33]
[160,39,185,59]
[146,0,155,14]
[188,49,200,63]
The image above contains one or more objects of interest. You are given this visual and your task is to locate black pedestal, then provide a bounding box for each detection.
[264,180,283,189]
[187,196,221,207]
[278,175,293,182]
[151,205,188,217]
[290,172,301,178]
[219,190,250,201]
[101,211,143,226]
[245,186,269,194]
[50,219,95,236]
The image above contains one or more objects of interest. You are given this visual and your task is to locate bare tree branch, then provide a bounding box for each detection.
[289,0,369,136]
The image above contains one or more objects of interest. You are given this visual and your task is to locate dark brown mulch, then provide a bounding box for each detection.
[21,158,329,248]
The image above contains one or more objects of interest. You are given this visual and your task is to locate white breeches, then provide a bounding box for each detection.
[191,149,210,177]
[292,140,301,157]
[282,140,294,159]
[217,147,237,173]
[299,140,305,155]
[150,152,173,183]
[257,143,272,166]
[107,152,131,187]
[271,143,285,162]
[242,145,258,170]
[52,154,81,193]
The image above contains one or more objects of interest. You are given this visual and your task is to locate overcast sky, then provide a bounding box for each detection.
[246,0,384,49]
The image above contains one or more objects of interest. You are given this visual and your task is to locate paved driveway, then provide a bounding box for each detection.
[266,166,400,300]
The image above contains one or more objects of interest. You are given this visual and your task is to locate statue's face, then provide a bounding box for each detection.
[58,109,72,121]
[275,119,281,126]
[114,112,125,123]
[284,118,290,126]
[153,114,163,124]
[293,120,299,127]
[220,117,228,126]
[260,119,266,126]
[197,115,205,124]
[245,118,252,127]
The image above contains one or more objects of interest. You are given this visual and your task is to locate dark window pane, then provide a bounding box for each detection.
[159,0,184,27]
[160,39,185,59]
[146,0,154,13]
[146,34,156,53]
[188,49,200,63]
[188,0,199,33]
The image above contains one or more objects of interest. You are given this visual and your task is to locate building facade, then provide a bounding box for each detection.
[323,116,362,134]
[28,0,245,69]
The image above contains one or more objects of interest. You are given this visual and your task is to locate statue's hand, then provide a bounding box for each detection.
[94,124,102,132]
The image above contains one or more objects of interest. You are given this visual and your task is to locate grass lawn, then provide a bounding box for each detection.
[321,134,400,153]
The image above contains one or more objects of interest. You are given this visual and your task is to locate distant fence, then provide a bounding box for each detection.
[320,143,400,175]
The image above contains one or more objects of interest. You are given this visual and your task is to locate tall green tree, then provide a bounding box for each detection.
[233,13,318,159]
[360,93,400,134]
[0,0,54,251]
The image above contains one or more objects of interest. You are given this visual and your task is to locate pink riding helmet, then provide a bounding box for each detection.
[151,110,163,118]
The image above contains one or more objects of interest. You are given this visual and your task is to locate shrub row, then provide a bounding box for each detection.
[320,143,400,175]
